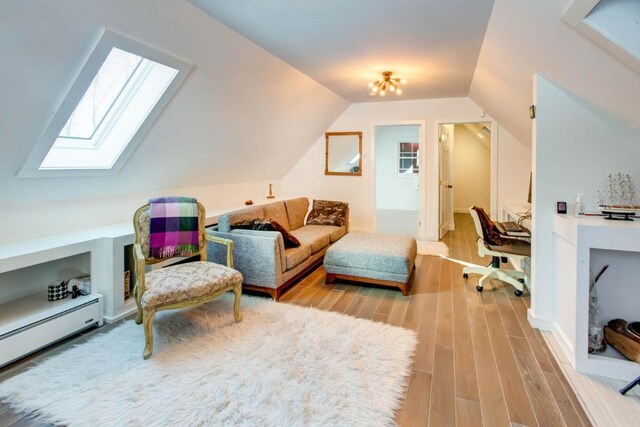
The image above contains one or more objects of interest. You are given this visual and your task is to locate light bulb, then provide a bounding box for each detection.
[380,90,386,96]
[368,82,374,88]
[396,88,402,95]
[372,86,378,93]
[400,78,407,84]
[389,85,396,92]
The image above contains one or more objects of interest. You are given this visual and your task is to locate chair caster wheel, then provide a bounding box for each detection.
[476,285,483,292]
[463,273,469,279]
[514,290,523,297]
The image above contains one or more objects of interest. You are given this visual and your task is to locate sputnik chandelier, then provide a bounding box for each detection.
[368,71,406,96]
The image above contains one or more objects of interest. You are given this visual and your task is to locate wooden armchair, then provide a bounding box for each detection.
[133,202,242,359]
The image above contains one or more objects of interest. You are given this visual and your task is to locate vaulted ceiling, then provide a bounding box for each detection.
[188,0,495,102]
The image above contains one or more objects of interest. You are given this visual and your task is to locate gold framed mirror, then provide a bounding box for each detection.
[325,131,362,176]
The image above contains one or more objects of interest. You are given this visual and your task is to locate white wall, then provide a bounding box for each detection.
[531,74,640,326]
[282,97,529,240]
[375,125,420,211]
[0,0,348,243]
[470,0,640,146]
[452,125,490,213]
[496,125,532,218]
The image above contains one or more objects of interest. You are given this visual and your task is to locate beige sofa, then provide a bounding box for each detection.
[206,197,348,300]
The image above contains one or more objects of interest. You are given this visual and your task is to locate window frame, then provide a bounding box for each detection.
[18,29,193,178]
[396,138,420,176]
[563,0,640,75]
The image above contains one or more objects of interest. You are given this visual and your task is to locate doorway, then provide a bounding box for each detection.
[438,122,492,238]
[374,124,421,238]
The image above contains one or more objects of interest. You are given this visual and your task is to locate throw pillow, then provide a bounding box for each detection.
[231,219,301,248]
[306,200,348,227]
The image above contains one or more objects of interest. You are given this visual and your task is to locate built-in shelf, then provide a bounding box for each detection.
[0,293,102,337]
[552,214,640,381]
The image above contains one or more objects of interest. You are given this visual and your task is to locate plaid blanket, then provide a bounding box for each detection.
[149,196,200,259]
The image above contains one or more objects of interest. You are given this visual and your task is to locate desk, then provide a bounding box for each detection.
[503,203,531,229]
[502,203,532,277]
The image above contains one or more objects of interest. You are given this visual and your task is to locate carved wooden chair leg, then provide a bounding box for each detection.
[142,309,156,359]
[233,283,242,322]
[134,285,143,325]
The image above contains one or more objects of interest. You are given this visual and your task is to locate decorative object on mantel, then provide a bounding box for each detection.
[596,172,640,220]
[266,183,275,199]
[588,264,608,353]
[244,199,253,205]
[47,281,68,301]
[0,295,417,426]
[604,318,640,363]
[368,71,406,96]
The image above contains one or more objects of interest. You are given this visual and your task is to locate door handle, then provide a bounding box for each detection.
[447,185,453,188]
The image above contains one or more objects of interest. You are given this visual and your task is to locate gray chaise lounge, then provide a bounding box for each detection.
[206,197,348,300]
[324,232,417,295]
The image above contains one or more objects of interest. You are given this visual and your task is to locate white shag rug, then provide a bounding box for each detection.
[417,240,450,257]
[0,295,417,426]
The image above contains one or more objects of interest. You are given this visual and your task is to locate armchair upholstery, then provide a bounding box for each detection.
[133,202,243,359]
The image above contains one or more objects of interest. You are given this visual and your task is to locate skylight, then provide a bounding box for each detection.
[563,0,640,74]
[18,30,192,177]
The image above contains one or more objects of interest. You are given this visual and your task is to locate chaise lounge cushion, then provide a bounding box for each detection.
[290,226,331,254]
[141,261,242,309]
[285,243,312,270]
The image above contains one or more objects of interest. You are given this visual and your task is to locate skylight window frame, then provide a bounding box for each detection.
[563,0,640,75]
[18,29,193,178]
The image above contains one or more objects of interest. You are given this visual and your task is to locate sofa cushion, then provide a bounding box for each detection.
[306,200,348,227]
[285,243,312,270]
[297,224,346,243]
[230,219,301,248]
[290,226,331,254]
[219,206,265,232]
[263,201,291,231]
[284,197,309,230]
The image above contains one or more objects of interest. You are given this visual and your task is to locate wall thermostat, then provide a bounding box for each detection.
[557,201,567,214]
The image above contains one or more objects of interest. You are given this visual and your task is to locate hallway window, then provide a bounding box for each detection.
[398,141,419,174]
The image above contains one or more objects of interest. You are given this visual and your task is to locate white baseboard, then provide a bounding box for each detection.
[527,308,552,330]
[104,304,137,323]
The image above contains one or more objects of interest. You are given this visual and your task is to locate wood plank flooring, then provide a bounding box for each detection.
[283,213,591,426]
[0,213,591,426]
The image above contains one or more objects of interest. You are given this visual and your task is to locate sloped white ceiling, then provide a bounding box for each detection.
[0,0,348,206]
[470,0,640,145]
[188,0,495,102]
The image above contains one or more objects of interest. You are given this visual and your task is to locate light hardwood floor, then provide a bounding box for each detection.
[281,213,591,427]
[0,214,591,426]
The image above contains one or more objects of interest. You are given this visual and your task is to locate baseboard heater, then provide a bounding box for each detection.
[0,294,103,368]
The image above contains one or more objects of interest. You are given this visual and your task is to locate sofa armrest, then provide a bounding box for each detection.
[205,234,234,268]
[206,229,286,286]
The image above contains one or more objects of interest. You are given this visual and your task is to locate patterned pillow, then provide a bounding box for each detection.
[306,200,348,227]
[231,219,301,248]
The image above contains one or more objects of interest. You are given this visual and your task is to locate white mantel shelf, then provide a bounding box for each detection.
[551,213,640,381]
[0,197,286,322]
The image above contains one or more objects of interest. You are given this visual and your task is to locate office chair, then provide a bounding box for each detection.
[462,207,530,296]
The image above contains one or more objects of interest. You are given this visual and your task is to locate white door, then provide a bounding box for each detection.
[439,125,453,239]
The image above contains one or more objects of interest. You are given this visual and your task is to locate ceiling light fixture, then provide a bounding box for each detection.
[368,71,406,97]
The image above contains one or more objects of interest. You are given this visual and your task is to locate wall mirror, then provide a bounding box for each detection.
[325,131,362,176]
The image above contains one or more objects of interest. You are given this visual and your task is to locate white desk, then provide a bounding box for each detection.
[502,203,532,278]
